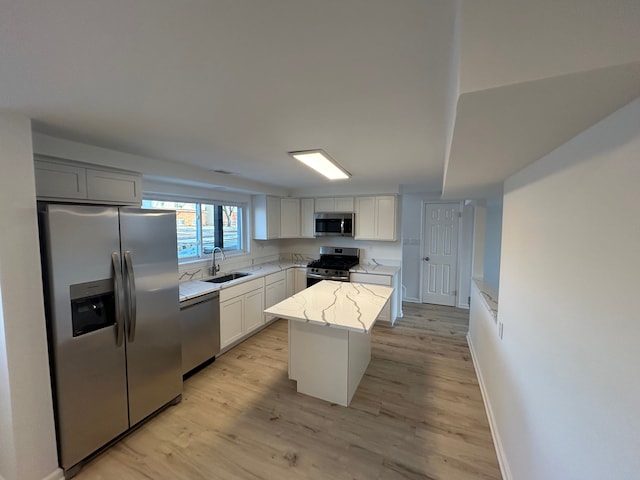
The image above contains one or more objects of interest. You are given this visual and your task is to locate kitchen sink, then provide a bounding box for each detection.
[205,272,251,284]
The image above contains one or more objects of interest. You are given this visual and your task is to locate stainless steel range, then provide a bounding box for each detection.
[306,246,360,287]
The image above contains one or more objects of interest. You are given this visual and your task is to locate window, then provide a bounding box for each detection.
[142,199,244,260]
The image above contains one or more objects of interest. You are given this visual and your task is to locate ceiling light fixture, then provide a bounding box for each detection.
[289,149,351,180]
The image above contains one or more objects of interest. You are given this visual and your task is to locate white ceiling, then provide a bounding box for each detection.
[1,0,639,197]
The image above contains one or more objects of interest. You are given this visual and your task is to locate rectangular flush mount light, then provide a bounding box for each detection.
[289,149,351,180]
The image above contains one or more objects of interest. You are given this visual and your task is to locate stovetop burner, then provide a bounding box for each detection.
[307,246,360,277]
[307,258,359,270]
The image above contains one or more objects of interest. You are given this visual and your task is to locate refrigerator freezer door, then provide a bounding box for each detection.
[119,208,182,425]
[42,205,129,469]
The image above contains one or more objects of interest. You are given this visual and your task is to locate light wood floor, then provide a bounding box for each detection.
[75,303,501,480]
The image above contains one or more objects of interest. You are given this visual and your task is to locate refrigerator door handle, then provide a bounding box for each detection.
[111,252,125,347]
[124,250,137,342]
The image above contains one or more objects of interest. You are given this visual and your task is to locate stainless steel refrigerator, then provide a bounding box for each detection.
[39,204,182,475]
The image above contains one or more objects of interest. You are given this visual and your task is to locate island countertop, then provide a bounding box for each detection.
[264,280,394,333]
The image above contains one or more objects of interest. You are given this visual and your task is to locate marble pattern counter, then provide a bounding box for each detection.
[264,280,393,333]
[179,261,306,302]
[472,278,499,320]
[349,263,400,275]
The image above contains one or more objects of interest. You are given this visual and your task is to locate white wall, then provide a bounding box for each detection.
[0,113,62,480]
[400,193,430,301]
[280,237,402,266]
[456,202,474,307]
[459,0,640,93]
[469,97,640,480]
[483,198,502,290]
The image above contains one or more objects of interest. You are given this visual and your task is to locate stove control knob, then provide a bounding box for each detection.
[324,270,329,274]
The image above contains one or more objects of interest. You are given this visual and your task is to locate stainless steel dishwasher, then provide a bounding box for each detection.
[179,291,220,375]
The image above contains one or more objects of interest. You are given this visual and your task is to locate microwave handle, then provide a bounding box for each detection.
[340,218,344,235]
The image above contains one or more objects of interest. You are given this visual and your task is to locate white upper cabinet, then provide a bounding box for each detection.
[315,197,354,212]
[300,198,315,238]
[253,195,396,240]
[374,195,397,241]
[354,197,376,239]
[280,198,301,238]
[355,195,397,241]
[254,196,315,239]
[34,160,87,199]
[34,156,141,205]
[86,169,141,204]
[253,195,281,240]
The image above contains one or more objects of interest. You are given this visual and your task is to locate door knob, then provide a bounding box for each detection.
[423,257,430,261]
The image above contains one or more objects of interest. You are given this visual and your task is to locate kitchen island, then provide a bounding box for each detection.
[264,280,393,406]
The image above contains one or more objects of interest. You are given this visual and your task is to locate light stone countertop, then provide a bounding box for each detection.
[264,280,394,333]
[349,263,400,275]
[472,278,499,320]
[179,261,307,302]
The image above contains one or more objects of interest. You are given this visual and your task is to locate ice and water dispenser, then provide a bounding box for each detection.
[69,279,116,337]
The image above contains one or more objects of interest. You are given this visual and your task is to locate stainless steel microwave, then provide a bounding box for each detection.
[314,213,354,237]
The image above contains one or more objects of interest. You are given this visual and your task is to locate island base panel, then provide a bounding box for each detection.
[347,326,371,404]
[288,320,371,407]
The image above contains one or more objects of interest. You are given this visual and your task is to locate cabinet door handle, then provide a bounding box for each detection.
[423,257,430,261]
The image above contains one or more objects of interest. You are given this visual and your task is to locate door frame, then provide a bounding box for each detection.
[419,201,466,306]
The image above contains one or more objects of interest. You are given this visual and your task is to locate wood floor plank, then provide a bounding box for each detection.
[74,302,501,480]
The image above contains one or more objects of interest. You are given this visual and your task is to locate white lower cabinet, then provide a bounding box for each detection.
[294,267,307,293]
[265,271,287,321]
[244,289,266,333]
[220,296,244,347]
[286,268,295,297]
[350,272,399,325]
[218,267,312,353]
[219,277,265,349]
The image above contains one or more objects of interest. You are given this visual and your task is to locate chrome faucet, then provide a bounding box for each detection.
[210,247,225,276]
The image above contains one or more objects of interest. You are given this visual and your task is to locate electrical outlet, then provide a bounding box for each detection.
[498,322,504,340]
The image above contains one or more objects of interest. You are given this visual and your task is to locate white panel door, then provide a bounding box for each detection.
[422,203,460,306]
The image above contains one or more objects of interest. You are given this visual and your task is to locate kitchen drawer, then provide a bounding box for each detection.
[350,273,392,286]
[219,277,265,302]
[265,270,286,285]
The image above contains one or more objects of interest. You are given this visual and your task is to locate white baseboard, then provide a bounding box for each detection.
[0,467,63,480]
[42,468,65,480]
[402,297,420,303]
[42,468,64,480]
[466,334,512,480]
